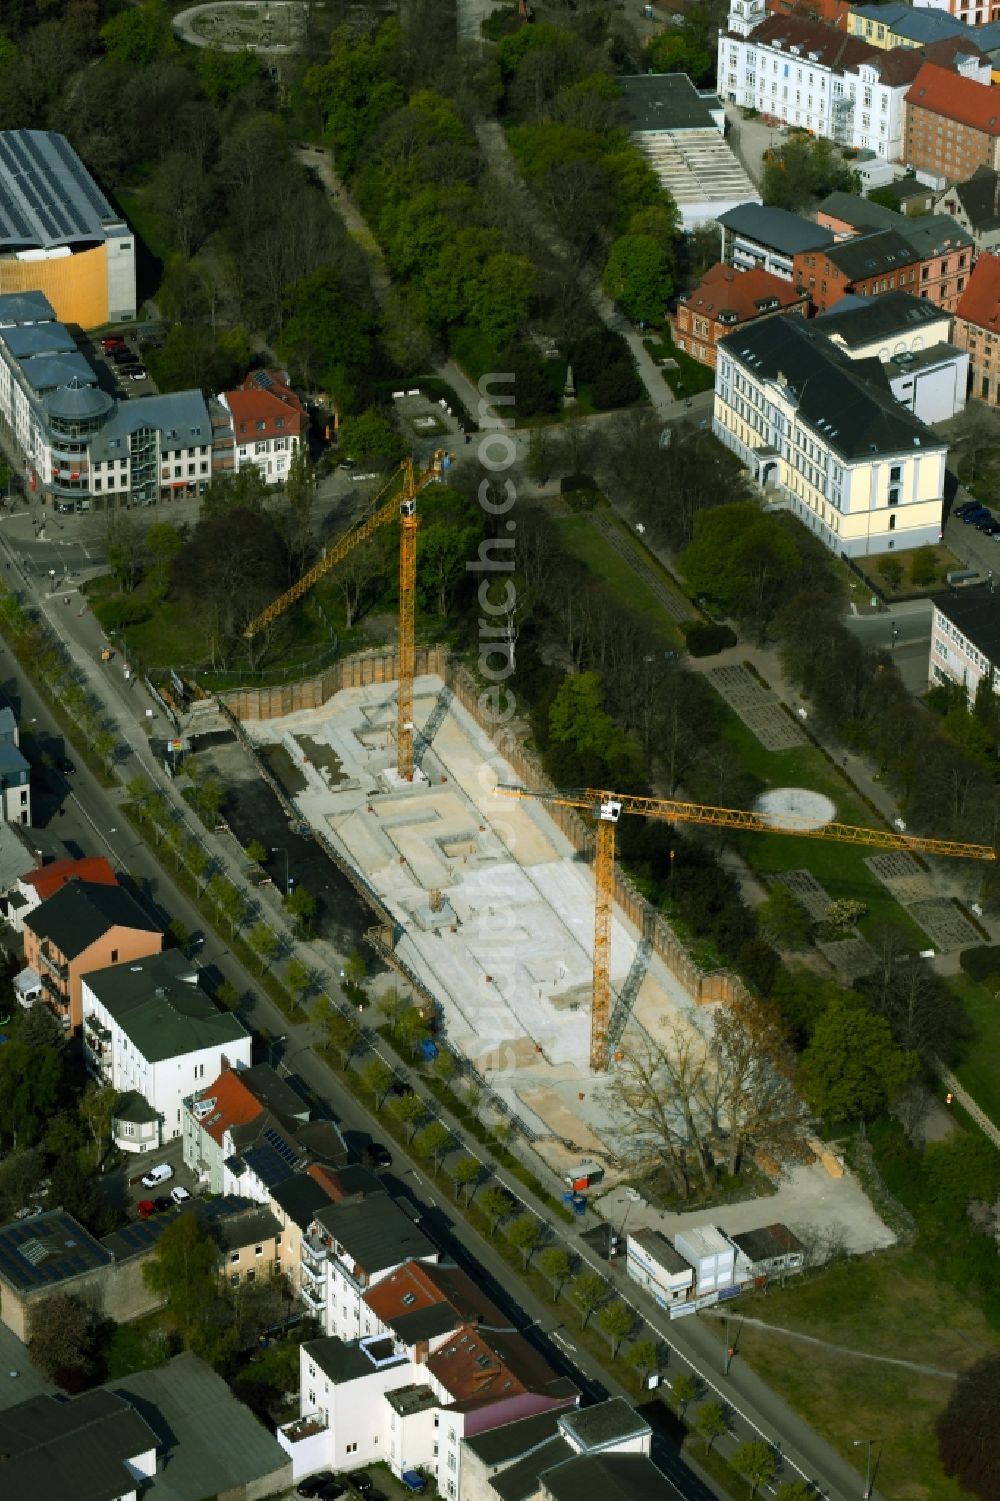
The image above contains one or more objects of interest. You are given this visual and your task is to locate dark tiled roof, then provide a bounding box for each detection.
[305,1335,407,1388]
[932,586,1000,664]
[817,191,903,233]
[24,879,159,957]
[618,73,715,133]
[313,1195,436,1276]
[466,1408,564,1466]
[817,288,947,345]
[825,228,917,280]
[950,166,1000,230]
[718,316,945,462]
[730,1222,803,1261]
[559,1398,652,1450]
[895,213,972,259]
[541,1453,687,1501]
[491,1436,574,1501]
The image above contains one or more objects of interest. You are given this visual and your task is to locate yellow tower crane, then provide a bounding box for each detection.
[496,785,996,1073]
[244,450,450,780]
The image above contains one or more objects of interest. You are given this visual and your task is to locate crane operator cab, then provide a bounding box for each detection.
[599,797,622,823]
[400,498,416,517]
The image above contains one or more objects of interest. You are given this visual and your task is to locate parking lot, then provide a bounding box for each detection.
[111,1135,200,1221]
[90,329,156,402]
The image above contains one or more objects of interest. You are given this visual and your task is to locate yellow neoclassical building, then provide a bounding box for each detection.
[0,130,135,329]
[713,315,947,557]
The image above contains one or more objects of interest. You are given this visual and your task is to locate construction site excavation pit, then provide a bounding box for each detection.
[244,674,711,1172]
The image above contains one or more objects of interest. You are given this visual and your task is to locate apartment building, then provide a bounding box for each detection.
[718,4,989,157]
[0,290,212,514]
[713,315,948,555]
[953,248,1000,399]
[20,878,162,1030]
[80,951,251,1152]
[300,1195,439,1339]
[792,214,973,312]
[182,1059,311,1192]
[904,62,1000,179]
[816,189,911,238]
[672,262,809,368]
[849,3,1000,52]
[929,586,1000,697]
[7,853,114,935]
[818,289,967,420]
[718,202,834,279]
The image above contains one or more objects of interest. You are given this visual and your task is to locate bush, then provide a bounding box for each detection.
[959,946,1000,982]
[684,621,737,657]
[563,490,602,513]
[561,473,598,494]
[592,359,642,409]
[95,596,153,630]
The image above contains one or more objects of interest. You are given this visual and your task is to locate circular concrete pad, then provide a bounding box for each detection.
[755,787,836,831]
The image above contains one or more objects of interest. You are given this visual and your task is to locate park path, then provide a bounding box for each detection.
[588,510,698,624]
[933,1064,1000,1149]
[705,1313,958,1381]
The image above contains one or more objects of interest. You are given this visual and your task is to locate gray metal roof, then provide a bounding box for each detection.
[718,202,834,255]
[817,191,903,235]
[466,1408,563,1465]
[106,1351,289,1501]
[0,290,55,324]
[541,1453,687,1501]
[91,390,211,463]
[719,315,947,463]
[20,351,95,393]
[931,585,1000,666]
[46,378,112,422]
[0,130,121,250]
[2,322,75,359]
[0,1209,112,1293]
[306,1334,408,1387]
[85,950,246,1062]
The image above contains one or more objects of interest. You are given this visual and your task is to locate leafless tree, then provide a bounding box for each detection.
[612,1028,716,1196]
[709,994,809,1176]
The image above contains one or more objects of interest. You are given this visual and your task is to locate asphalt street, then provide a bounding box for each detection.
[844,599,933,695]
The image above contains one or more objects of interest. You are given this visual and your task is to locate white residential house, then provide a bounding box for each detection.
[300,1195,440,1338]
[718,3,991,160]
[81,951,251,1152]
[215,371,305,482]
[929,587,1000,701]
[714,314,947,556]
[0,706,30,825]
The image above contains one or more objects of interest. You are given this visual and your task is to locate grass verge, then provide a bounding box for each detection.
[555,515,686,645]
[945,972,1000,1126]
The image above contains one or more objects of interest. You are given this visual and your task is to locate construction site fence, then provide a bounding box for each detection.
[219,645,750,1015]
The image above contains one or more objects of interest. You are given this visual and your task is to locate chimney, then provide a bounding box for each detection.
[220,1054,231,1074]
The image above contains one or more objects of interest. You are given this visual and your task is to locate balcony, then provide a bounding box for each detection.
[300,1256,324,1285]
[301,1282,326,1312]
[280,1413,328,1444]
[39,950,68,982]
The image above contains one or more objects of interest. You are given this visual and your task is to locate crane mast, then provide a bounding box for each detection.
[497,784,995,1072]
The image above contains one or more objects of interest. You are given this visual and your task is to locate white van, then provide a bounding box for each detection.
[141,1164,173,1188]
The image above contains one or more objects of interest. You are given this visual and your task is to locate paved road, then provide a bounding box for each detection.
[844,599,932,695]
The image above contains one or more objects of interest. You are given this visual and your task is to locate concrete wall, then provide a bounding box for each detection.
[1,1255,164,1343]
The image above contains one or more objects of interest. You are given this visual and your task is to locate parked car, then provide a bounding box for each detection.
[141,1163,174,1188]
[346,1474,374,1496]
[977,519,1000,533]
[170,1185,192,1205]
[136,1199,157,1219]
[297,1473,337,1499]
[953,501,981,518]
[110,348,134,363]
[58,756,75,775]
[128,368,148,382]
[962,507,991,524]
[361,1143,392,1171]
[388,1079,413,1098]
[318,1484,347,1501]
[101,335,126,351]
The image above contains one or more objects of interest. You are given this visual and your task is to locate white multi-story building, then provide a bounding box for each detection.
[714,314,948,556]
[300,1195,440,1339]
[81,951,251,1152]
[929,587,1000,700]
[0,289,212,513]
[214,369,305,482]
[718,3,991,159]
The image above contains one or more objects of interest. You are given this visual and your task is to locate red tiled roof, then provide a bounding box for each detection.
[426,1325,554,1404]
[956,250,1000,330]
[224,385,305,441]
[307,1163,361,1201]
[906,62,1000,136]
[739,13,878,69]
[195,1068,265,1146]
[766,0,850,30]
[682,263,806,323]
[364,1260,505,1329]
[24,857,117,902]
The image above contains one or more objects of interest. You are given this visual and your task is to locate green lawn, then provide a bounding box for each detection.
[715,703,930,948]
[947,972,1000,1124]
[710,1251,999,1501]
[644,331,715,396]
[556,514,686,645]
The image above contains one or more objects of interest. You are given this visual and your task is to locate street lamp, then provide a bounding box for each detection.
[853,1437,880,1500]
[272,845,291,895]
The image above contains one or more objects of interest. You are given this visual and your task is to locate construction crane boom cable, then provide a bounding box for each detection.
[495,782,994,1071]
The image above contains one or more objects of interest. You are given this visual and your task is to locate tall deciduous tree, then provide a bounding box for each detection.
[612,1029,715,1196]
[29,1293,101,1385]
[710,994,808,1176]
[936,1352,1000,1501]
[142,1212,218,1329]
[799,991,917,1124]
[602,233,673,323]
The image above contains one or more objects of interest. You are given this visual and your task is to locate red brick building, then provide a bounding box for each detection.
[792,217,973,313]
[953,251,1000,404]
[904,63,1000,181]
[672,263,809,368]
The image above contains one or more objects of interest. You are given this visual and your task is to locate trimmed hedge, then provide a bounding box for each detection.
[959,945,1000,982]
[683,621,737,657]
